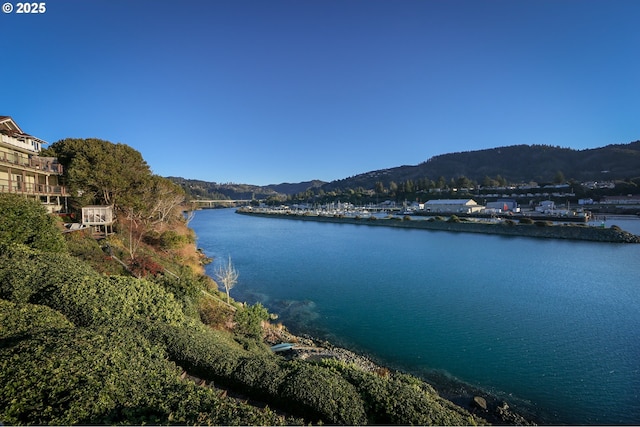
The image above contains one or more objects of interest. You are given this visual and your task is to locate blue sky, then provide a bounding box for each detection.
[2,0,639,185]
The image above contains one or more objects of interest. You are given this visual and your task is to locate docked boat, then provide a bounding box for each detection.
[270,343,294,352]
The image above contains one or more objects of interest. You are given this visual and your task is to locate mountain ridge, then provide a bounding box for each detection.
[169,141,640,199]
[323,141,640,192]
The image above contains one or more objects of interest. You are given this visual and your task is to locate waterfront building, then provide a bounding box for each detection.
[0,116,67,212]
[536,200,555,213]
[600,195,640,205]
[424,199,484,214]
[486,199,518,212]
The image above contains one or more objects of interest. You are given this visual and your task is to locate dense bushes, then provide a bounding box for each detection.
[0,250,295,425]
[0,247,187,329]
[321,360,475,425]
[0,300,74,339]
[0,245,100,304]
[280,362,367,424]
[0,317,291,425]
[160,229,193,249]
[0,193,66,252]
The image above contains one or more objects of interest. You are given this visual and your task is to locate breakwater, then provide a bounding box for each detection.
[236,209,640,243]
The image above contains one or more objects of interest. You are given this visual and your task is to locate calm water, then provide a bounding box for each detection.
[191,209,640,425]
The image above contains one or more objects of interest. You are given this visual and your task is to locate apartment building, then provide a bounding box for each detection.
[0,116,67,212]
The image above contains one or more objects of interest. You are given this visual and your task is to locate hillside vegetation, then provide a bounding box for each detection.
[170,141,640,205]
[0,140,482,425]
[324,141,640,192]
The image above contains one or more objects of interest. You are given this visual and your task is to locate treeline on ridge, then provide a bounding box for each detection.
[170,141,640,205]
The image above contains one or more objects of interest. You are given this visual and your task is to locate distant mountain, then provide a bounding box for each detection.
[264,180,326,195]
[323,141,640,191]
[167,177,326,200]
[169,141,640,199]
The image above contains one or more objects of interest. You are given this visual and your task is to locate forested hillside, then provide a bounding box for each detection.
[167,177,280,200]
[169,141,640,202]
[324,141,640,191]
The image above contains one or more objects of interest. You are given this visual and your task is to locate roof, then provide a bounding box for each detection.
[425,199,477,205]
[0,116,24,134]
[0,115,48,145]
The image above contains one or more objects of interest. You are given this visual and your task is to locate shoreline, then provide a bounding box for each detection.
[263,322,538,425]
[236,208,640,243]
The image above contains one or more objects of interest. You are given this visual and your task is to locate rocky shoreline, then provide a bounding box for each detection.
[237,209,640,243]
[263,324,538,426]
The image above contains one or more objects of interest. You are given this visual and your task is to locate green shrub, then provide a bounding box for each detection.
[230,355,288,396]
[0,247,187,329]
[322,360,476,425]
[280,361,367,424]
[198,296,234,328]
[0,245,481,425]
[65,233,125,275]
[0,300,74,340]
[519,217,534,225]
[159,230,187,249]
[152,267,207,316]
[447,215,461,223]
[0,193,66,252]
[234,303,269,339]
[0,245,100,304]
[534,220,553,227]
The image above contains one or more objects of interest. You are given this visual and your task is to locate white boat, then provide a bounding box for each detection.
[270,343,294,352]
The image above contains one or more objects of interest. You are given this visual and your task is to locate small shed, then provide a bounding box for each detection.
[82,205,115,234]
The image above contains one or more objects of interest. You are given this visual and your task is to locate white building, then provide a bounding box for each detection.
[82,205,115,234]
[424,199,484,214]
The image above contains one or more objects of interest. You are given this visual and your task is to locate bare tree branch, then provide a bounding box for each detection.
[215,256,239,304]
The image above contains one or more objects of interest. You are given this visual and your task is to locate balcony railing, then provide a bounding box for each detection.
[0,181,68,196]
[0,152,64,174]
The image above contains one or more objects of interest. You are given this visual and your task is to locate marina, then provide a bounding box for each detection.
[235,207,640,243]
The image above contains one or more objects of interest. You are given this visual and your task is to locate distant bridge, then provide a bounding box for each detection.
[191,199,252,208]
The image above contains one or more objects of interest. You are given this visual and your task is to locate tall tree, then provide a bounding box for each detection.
[45,138,152,211]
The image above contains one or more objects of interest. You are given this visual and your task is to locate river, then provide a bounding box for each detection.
[190,208,640,425]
